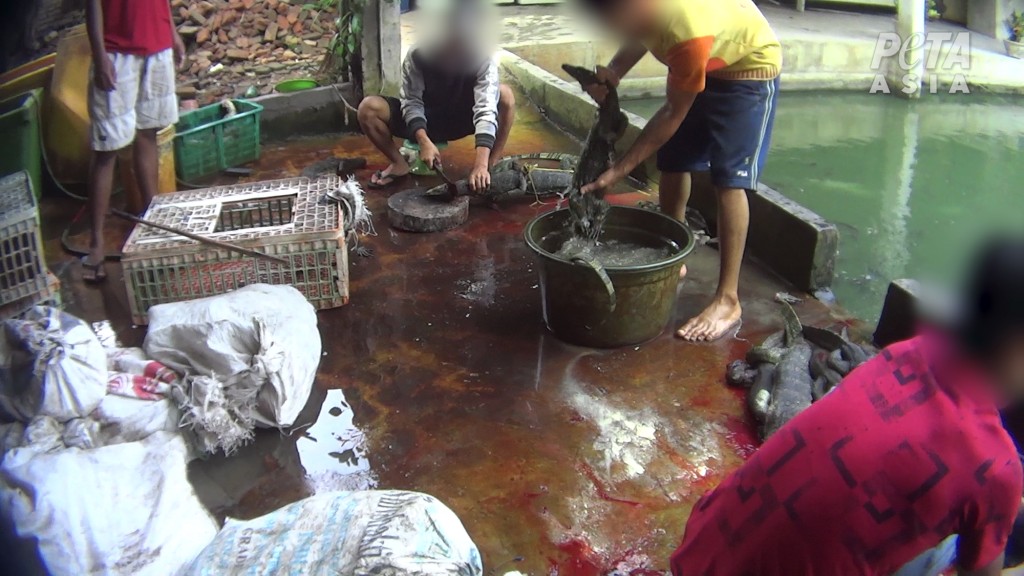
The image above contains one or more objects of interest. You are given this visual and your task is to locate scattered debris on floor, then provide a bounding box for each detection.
[172,0,338,103]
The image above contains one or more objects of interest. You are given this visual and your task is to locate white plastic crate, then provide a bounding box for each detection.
[121,176,349,325]
[0,271,61,320]
[0,171,48,307]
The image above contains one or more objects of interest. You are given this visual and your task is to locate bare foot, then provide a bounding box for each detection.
[678,264,688,280]
[676,294,742,342]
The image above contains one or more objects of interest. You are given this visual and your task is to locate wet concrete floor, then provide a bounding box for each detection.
[37,88,859,574]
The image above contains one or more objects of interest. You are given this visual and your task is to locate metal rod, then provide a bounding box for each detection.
[110,208,289,265]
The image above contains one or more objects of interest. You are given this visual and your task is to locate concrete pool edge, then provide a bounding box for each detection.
[250,83,361,141]
[499,49,840,294]
[503,29,1024,97]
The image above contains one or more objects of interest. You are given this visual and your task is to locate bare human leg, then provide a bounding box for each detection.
[676,186,748,341]
[357,96,409,185]
[661,171,691,279]
[489,84,516,167]
[84,149,118,282]
[133,128,159,210]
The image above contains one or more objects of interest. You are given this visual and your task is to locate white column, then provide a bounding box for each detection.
[893,0,926,98]
[361,0,402,96]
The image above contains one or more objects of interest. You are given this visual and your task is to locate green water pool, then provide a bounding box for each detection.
[622,92,1024,323]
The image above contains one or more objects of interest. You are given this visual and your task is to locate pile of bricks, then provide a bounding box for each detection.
[172,0,338,104]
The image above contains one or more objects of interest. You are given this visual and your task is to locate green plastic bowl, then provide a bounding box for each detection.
[274,79,320,93]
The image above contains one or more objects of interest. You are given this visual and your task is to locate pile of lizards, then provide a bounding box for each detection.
[727,298,879,440]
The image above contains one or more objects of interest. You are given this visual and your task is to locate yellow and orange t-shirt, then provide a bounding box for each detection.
[643,0,781,93]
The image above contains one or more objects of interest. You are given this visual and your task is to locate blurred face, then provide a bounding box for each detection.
[991,332,1024,401]
[416,0,497,68]
[596,0,661,37]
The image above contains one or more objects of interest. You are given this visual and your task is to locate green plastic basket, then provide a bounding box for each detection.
[173,99,263,181]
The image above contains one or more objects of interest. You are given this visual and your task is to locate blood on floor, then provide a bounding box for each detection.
[39,90,853,574]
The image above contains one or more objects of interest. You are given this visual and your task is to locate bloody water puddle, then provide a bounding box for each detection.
[40,85,853,574]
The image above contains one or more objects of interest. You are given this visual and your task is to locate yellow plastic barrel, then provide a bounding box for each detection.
[45,25,92,186]
[156,124,176,194]
[117,124,177,214]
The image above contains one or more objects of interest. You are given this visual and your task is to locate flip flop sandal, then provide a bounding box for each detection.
[367,170,408,189]
[81,258,107,284]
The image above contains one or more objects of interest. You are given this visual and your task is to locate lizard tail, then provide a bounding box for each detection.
[571,254,617,313]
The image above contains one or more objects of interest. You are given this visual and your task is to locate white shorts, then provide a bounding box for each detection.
[89,49,179,152]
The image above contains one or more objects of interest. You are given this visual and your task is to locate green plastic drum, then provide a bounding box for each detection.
[525,206,695,348]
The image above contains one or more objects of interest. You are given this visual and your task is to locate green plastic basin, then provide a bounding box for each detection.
[274,79,320,93]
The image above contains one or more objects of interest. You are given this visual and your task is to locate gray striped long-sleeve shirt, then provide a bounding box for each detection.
[399,49,500,149]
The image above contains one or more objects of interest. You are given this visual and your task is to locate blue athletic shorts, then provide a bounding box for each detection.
[656,76,780,191]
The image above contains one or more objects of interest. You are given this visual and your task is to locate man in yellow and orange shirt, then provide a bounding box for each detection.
[579,0,781,342]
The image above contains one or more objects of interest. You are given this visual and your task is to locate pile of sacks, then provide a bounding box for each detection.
[0,306,218,575]
[0,285,485,576]
[0,285,323,574]
[0,284,322,457]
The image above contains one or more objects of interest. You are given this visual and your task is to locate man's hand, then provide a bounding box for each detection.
[418,140,440,168]
[580,166,623,195]
[584,66,620,105]
[173,31,187,70]
[94,53,117,92]
[468,163,490,192]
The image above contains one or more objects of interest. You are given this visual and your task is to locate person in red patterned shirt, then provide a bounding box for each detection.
[671,237,1024,576]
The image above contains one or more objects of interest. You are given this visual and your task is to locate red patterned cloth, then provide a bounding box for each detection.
[672,333,1022,575]
[101,0,174,55]
[106,347,180,400]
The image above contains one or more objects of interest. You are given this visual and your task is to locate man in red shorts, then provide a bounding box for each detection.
[671,238,1024,575]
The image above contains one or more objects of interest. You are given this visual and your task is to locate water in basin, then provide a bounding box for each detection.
[556,237,677,267]
[544,224,681,267]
